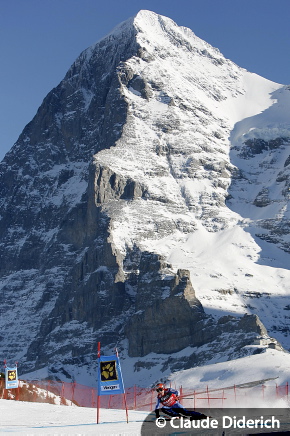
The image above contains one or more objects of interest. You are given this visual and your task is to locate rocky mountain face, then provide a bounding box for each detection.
[0,10,290,384]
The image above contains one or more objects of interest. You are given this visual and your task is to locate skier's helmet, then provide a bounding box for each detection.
[156,383,165,392]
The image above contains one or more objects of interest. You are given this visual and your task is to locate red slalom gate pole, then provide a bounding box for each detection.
[123,392,129,424]
[115,347,129,424]
[97,342,101,424]
[3,360,8,400]
[97,395,101,424]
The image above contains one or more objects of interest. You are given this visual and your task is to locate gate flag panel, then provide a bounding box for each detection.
[98,355,125,395]
[5,367,19,389]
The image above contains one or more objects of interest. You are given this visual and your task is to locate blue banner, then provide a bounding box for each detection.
[5,367,19,389]
[98,355,125,395]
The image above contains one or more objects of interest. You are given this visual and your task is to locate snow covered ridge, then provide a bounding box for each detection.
[0,380,74,406]
[1,9,290,386]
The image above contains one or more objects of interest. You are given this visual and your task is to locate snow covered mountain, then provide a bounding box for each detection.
[1,10,290,385]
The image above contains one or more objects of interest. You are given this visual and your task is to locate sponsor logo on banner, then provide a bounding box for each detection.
[100,360,118,382]
[101,384,120,391]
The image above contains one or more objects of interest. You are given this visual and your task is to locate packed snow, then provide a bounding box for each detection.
[0,400,148,435]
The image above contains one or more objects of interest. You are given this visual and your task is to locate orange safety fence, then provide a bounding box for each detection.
[0,378,289,410]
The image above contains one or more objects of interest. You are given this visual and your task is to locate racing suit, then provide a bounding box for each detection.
[155,388,207,420]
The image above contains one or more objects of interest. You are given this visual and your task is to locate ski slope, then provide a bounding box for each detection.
[0,400,148,435]
[2,349,290,435]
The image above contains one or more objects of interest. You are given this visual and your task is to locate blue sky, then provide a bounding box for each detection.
[1,0,289,160]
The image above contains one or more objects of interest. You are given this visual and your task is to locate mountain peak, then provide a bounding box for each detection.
[1,9,290,386]
[89,9,209,63]
[132,9,212,55]
[133,9,176,29]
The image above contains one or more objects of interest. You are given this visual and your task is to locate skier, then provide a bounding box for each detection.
[154,383,207,420]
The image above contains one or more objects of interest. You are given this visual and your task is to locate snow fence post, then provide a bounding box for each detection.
[46,380,50,401]
[91,388,94,407]
[72,381,76,404]
[33,384,37,402]
[180,385,183,399]
[206,385,210,407]
[61,382,65,404]
[134,385,137,410]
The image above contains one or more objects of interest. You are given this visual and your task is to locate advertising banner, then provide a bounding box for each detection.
[98,355,125,396]
[5,367,18,389]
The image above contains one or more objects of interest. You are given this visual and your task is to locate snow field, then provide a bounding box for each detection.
[0,400,148,435]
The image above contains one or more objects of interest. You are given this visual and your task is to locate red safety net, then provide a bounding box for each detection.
[1,378,289,410]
